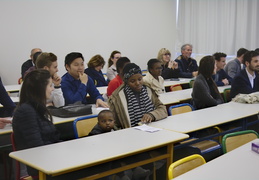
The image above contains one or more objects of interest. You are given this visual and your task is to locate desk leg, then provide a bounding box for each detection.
[167,143,173,180]
[39,171,46,180]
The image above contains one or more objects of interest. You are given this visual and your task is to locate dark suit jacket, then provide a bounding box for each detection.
[230,69,259,99]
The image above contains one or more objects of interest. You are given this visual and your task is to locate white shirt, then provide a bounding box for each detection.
[143,72,165,94]
[245,68,256,88]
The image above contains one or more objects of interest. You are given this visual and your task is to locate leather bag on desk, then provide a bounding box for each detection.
[48,104,92,118]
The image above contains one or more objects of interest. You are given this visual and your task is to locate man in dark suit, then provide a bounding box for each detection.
[230,51,259,99]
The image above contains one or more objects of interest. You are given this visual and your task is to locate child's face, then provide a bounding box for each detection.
[98,113,115,132]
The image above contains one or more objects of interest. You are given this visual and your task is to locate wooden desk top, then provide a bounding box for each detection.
[150,101,259,133]
[9,128,189,175]
[173,139,259,180]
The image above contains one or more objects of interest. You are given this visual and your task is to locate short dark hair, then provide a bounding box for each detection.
[237,48,248,57]
[255,48,259,53]
[198,55,215,78]
[98,110,114,121]
[243,51,259,64]
[116,57,130,74]
[36,52,57,69]
[64,52,84,68]
[213,52,227,61]
[147,58,161,72]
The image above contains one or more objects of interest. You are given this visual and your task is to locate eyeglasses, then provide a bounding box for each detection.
[164,53,171,56]
[114,57,120,59]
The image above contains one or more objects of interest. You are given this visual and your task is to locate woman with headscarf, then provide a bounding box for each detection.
[108,63,167,129]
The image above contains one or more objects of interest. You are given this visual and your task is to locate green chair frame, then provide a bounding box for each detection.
[222,130,259,153]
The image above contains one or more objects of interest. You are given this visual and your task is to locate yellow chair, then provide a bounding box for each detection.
[168,103,193,115]
[18,77,23,85]
[222,130,259,153]
[73,115,98,138]
[223,87,231,102]
[170,84,183,91]
[168,154,206,179]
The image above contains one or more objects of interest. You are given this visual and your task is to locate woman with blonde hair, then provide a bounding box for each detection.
[157,48,179,79]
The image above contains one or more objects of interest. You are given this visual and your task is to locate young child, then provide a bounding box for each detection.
[88,110,115,136]
[89,110,151,180]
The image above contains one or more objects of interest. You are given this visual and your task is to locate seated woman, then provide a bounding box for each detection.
[191,55,224,109]
[143,58,165,94]
[106,50,121,81]
[84,54,107,87]
[157,48,179,79]
[12,69,60,177]
[109,63,167,129]
[61,52,108,107]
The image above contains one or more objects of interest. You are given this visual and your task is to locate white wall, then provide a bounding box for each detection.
[0,0,177,85]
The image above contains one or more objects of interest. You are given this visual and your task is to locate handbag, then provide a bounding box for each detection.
[48,103,92,118]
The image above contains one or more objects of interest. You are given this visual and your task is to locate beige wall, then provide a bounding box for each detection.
[0,0,177,85]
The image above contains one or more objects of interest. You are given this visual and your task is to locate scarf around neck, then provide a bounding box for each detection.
[124,85,154,127]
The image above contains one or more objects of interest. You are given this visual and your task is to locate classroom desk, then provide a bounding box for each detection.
[150,101,259,134]
[173,139,259,180]
[4,84,21,93]
[9,128,189,180]
[159,85,231,105]
[163,78,193,87]
[96,86,107,95]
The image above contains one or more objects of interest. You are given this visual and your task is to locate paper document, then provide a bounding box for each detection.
[133,124,162,133]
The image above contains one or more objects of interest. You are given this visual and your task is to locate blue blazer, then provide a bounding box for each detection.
[230,69,259,98]
[84,68,107,87]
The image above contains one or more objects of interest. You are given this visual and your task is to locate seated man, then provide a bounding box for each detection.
[212,52,232,86]
[36,52,65,107]
[61,52,108,107]
[175,44,198,78]
[24,51,42,78]
[143,58,165,94]
[21,48,42,79]
[230,51,259,99]
[107,57,130,97]
[224,48,248,78]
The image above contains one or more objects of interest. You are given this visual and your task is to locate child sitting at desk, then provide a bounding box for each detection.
[89,110,151,180]
[88,110,116,136]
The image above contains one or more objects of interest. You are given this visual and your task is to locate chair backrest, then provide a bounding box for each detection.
[189,79,195,88]
[142,69,148,76]
[223,88,231,102]
[222,130,259,153]
[168,154,206,179]
[11,133,33,180]
[18,77,23,85]
[73,115,98,138]
[170,84,182,91]
[168,103,194,115]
